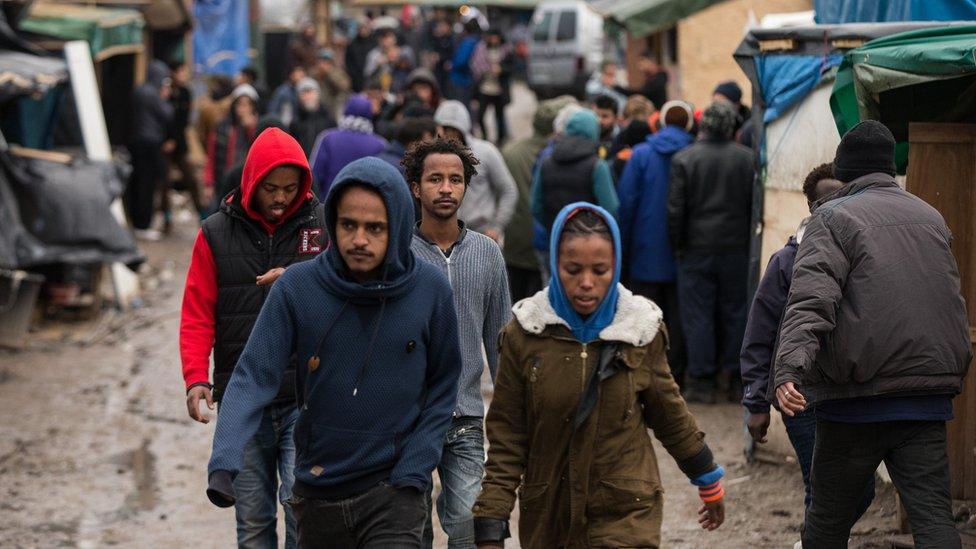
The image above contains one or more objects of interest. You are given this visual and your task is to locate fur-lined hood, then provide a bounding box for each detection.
[512,284,662,347]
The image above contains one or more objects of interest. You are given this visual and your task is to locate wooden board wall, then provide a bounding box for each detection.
[906,122,976,501]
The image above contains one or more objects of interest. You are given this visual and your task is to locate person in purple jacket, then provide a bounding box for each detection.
[310,94,388,198]
[740,163,874,522]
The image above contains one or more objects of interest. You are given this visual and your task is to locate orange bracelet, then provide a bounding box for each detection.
[699,481,725,503]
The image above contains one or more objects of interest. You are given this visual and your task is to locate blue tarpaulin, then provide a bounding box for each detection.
[755,54,843,123]
[815,0,976,24]
[193,0,249,76]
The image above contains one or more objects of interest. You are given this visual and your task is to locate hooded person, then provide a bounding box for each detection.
[473,202,726,548]
[617,100,694,382]
[310,95,388,198]
[180,128,326,547]
[126,60,174,237]
[206,84,261,193]
[501,95,576,301]
[205,157,463,546]
[434,100,517,241]
[530,109,619,232]
[403,67,442,109]
[289,77,338,158]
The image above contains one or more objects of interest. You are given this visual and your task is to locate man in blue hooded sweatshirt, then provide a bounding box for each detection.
[206,157,463,548]
[617,100,695,383]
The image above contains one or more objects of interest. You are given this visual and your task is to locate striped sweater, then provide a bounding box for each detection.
[412,224,512,417]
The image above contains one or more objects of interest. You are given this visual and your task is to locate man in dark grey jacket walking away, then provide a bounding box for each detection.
[774,120,972,548]
[405,137,512,548]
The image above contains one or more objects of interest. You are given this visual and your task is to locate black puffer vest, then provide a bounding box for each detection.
[540,135,599,230]
[202,193,327,403]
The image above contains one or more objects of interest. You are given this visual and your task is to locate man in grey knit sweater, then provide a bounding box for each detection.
[405,137,512,548]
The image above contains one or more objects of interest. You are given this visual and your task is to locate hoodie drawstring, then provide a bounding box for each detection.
[352,297,387,396]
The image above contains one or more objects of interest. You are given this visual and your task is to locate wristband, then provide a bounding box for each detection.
[699,480,725,503]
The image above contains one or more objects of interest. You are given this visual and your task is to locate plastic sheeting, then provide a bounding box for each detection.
[0,152,144,270]
[814,0,976,24]
[592,0,726,39]
[756,54,843,123]
[193,0,249,76]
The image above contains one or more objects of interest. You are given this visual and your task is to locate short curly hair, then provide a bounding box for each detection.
[802,162,836,204]
[402,137,480,186]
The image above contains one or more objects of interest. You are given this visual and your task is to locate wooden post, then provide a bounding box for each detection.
[314,0,331,46]
[905,122,976,502]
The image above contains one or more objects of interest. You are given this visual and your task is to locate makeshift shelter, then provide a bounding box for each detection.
[831,25,976,170]
[732,22,965,270]
[591,0,727,39]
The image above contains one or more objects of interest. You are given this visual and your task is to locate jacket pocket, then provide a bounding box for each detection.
[296,424,398,483]
[517,481,549,512]
[592,477,660,518]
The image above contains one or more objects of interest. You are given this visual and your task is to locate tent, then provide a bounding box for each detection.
[830,25,976,171]
[814,0,976,25]
[19,3,145,62]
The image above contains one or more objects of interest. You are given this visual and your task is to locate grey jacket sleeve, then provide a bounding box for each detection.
[485,145,518,232]
[773,213,850,388]
[667,157,688,254]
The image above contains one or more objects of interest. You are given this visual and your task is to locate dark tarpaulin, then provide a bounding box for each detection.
[0,151,144,271]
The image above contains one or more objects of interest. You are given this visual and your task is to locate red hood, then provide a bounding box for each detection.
[235,127,313,234]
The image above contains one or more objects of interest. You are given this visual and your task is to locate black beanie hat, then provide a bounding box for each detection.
[832,120,896,183]
[713,81,743,104]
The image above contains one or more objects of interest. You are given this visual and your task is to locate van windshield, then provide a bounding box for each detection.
[532,12,553,42]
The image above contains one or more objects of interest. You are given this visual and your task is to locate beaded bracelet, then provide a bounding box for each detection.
[699,480,725,503]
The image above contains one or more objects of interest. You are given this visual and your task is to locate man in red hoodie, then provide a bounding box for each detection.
[180,128,326,548]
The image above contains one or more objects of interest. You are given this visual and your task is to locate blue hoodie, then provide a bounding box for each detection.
[207,157,461,501]
[617,124,694,283]
[548,202,621,343]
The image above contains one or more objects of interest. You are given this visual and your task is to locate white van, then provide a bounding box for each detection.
[527,0,606,99]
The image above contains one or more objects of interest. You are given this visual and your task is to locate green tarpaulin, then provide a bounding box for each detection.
[352,0,538,7]
[830,25,976,170]
[20,5,145,60]
[592,0,728,38]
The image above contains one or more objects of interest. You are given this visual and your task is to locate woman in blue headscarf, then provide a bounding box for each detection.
[473,202,726,549]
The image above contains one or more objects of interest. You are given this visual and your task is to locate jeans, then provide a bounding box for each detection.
[629,280,686,385]
[423,417,485,549]
[290,482,428,548]
[234,402,299,549]
[676,251,749,385]
[782,409,875,514]
[804,419,959,549]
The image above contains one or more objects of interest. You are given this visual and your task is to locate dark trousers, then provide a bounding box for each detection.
[783,409,875,513]
[630,280,686,385]
[507,264,542,303]
[168,151,207,217]
[676,251,749,385]
[290,482,427,549]
[126,140,165,230]
[804,419,959,549]
[476,93,508,144]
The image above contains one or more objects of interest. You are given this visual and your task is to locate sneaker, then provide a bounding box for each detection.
[793,542,802,549]
[134,229,162,242]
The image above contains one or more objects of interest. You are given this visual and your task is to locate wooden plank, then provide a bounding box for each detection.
[64,40,141,311]
[907,122,976,501]
[758,38,795,52]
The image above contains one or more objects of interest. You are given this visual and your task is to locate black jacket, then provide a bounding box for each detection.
[773,174,972,404]
[289,106,337,158]
[539,135,598,230]
[130,61,173,145]
[667,138,753,254]
[202,193,326,403]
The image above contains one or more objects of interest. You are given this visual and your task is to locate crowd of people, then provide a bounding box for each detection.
[162,10,971,549]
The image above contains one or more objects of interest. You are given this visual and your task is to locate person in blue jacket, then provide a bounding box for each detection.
[739,162,874,520]
[616,100,695,383]
[206,157,463,548]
